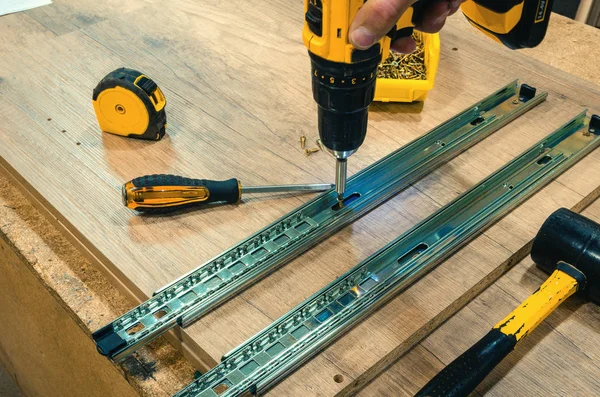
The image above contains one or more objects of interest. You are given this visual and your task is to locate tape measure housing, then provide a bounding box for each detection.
[92,67,167,140]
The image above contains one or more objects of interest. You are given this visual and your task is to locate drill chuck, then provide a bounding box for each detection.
[309,52,380,158]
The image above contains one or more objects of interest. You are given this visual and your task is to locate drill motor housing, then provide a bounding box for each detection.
[309,51,380,156]
[303,0,425,157]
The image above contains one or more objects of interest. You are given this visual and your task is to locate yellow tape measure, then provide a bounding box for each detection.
[92,68,167,140]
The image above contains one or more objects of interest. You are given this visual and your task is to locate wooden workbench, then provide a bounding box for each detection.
[1,1,600,396]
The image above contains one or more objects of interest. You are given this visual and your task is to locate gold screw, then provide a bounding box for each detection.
[300,136,306,149]
[305,147,319,156]
[316,139,324,150]
[378,32,426,81]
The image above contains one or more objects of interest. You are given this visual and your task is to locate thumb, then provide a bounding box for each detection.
[349,0,416,49]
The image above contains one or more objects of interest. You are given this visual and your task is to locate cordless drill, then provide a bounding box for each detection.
[302,0,554,202]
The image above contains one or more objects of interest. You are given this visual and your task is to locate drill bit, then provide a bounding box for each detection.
[335,158,347,202]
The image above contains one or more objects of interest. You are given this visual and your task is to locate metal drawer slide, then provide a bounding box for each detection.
[93,82,545,361]
[174,111,600,397]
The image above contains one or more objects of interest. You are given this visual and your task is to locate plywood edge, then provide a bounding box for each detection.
[0,156,215,372]
[0,233,140,397]
[337,185,600,396]
[0,156,144,304]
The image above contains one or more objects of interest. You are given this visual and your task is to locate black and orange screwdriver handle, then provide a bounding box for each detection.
[122,174,241,212]
[416,208,600,397]
[461,0,555,49]
[122,174,334,212]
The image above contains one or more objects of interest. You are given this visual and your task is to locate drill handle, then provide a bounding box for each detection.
[380,0,437,60]
[390,0,436,38]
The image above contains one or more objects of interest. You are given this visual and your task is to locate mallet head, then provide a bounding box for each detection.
[531,208,600,304]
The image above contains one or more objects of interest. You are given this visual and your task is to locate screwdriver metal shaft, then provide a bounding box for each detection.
[243,184,333,194]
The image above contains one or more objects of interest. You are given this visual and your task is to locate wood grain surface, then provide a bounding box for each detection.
[1,1,600,395]
[360,200,600,397]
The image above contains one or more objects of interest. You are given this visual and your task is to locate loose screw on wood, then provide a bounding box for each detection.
[305,147,319,156]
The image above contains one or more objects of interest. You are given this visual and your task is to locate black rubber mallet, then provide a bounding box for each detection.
[416,207,600,397]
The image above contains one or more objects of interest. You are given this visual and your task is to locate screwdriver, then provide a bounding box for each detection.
[122,174,333,212]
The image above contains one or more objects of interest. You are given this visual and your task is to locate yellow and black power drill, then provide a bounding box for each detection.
[303,0,554,202]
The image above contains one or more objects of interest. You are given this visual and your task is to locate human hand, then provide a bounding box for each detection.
[349,0,465,53]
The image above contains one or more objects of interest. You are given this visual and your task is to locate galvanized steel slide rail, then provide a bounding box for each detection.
[93,81,546,361]
[175,111,600,397]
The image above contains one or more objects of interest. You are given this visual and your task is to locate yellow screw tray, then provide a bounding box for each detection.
[374,32,440,103]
